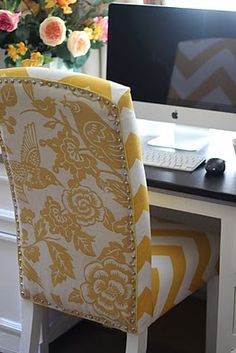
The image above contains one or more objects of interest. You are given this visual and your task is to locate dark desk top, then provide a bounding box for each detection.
[145,163,236,203]
[140,124,236,203]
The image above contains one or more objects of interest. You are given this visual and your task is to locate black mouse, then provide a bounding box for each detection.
[205,158,225,175]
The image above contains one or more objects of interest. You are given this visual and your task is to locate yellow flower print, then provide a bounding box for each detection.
[21,228,29,244]
[24,246,40,263]
[81,259,133,320]
[40,196,77,242]
[63,186,105,226]
[20,208,35,225]
[41,127,98,184]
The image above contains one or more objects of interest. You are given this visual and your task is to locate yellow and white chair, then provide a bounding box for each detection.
[0,68,219,353]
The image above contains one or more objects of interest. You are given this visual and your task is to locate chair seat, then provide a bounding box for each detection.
[150,217,220,323]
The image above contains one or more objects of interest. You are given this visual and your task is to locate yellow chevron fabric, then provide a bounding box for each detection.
[150,215,219,322]
[168,38,236,109]
[0,68,219,336]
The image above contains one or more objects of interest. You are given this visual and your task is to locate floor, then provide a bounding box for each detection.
[50,296,206,353]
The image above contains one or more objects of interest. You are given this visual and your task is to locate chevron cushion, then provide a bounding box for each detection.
[150,216,219,323]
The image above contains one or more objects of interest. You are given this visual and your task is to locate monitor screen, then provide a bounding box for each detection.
[107,4,236,131]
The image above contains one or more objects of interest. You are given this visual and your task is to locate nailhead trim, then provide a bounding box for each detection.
[0,76,138,334]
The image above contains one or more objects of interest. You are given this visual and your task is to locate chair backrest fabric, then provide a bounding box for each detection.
[0,68,152,334]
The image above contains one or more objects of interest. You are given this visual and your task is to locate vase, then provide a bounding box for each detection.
[46,49,100,76]
[46,57,74,72]
[82,46,107,79]
[81,48,100,77]
[48,48,106,78]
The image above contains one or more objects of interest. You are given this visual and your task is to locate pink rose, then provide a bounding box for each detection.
[39,16,66,47]
[0,10,21,32]
[67,31,91,58]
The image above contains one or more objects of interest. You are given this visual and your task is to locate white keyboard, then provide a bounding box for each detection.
[142,147,205,172]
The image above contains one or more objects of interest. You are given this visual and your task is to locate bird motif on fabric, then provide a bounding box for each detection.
[63,98,122,170]
[10,122,62,203]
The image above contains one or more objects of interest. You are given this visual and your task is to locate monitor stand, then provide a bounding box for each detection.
[147,124,209,152]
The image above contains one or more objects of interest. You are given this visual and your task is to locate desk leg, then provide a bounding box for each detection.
[216,210,236,353]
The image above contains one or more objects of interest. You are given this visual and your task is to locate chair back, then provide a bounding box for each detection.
[0,68,152,334]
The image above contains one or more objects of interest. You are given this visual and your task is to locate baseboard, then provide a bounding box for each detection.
[0,318,21,353]
[0,318,21,335]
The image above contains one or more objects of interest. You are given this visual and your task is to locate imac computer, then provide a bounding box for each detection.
[106,4,236,151]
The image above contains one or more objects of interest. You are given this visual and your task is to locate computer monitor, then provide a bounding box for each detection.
[106,3,236,151]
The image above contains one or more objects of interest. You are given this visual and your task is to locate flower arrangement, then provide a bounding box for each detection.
[0,0,111,70]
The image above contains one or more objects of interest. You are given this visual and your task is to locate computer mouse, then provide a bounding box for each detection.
[205,158,225,175]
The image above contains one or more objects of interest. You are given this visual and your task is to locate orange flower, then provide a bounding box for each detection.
[67,31,91,57]
[57,0,77,14]
[45,0,77,14]
[39,16,66,47]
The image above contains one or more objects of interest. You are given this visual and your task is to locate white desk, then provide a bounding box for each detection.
[141,120,236,353]
[149,187,236,353]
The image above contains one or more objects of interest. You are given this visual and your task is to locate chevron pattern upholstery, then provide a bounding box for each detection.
[168,38,236,109]
[0,68,219,340]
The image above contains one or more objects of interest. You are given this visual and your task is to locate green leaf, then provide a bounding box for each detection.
[54,42,72,61]
[4,56,14,68]
[14,27,30,42]
[11,0,22,11]
[91,41,103,49]
[73,51,90,70]
[43,56,53,64]
[91,0,103,6]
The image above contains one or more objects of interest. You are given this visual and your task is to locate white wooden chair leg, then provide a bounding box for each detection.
[205,275,219,353]
[20,299,43,353]
[39,307,49,353]
[125,329,148,353]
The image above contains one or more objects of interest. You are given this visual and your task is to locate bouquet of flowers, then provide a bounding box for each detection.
[0,0,111,70]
